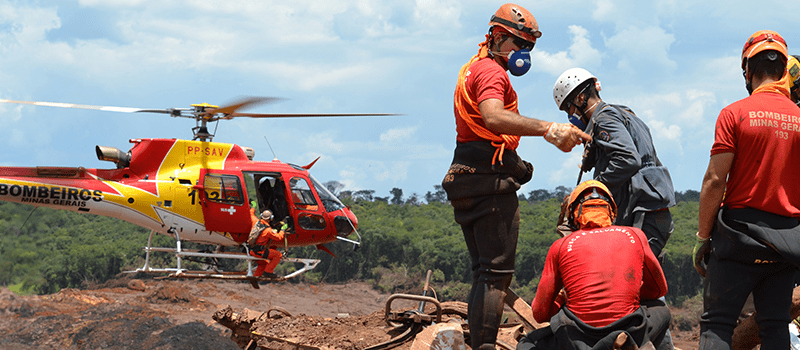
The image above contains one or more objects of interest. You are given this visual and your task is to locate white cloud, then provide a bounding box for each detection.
[0,103,23,122]
[375,161,410,182]
[78,0,148,6]
[605,25,676,72]
[0,0,797,199]
[593,0,615,21]
[337,169,361,192]
[612,89,715,155]
[677,90,717,126]
[647,119,682,142]
[303,133,345,154]
[0,3,60,44]
[380,126,417,142]
[590,0,668,28]
[335,159,410,192]
[533,25,603,76]
[547,151,583,186]
[413,0,462,34]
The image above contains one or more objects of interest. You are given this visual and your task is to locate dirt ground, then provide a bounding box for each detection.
[0,274,702,350]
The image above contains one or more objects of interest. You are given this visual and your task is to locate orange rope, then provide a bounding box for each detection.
[454,40,521,168]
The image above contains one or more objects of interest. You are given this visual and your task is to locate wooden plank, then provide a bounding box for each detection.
[504,287,546,333]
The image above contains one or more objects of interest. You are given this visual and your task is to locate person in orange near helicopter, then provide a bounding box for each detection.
[247,208,287,278]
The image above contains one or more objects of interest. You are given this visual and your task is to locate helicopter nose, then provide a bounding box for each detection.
[348,209,358,228]
[333,209,358,236]
[334,215,353,236]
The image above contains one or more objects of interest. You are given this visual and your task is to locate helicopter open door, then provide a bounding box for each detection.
[196,169,252,234]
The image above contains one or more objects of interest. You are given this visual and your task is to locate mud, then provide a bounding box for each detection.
[0,274,703,349]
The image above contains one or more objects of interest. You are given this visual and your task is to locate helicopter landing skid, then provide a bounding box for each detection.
[125,230,321,286]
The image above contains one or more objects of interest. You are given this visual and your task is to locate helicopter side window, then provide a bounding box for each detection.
[289,177,318,211]
[308,174,346,213]
[203,174,244,205]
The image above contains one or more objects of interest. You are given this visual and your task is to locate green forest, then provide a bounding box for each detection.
[0,186,703,307]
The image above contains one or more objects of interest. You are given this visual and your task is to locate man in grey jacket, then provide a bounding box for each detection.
[552,68,676,259]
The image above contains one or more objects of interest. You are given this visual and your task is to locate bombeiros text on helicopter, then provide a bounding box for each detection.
[0,97,398,288]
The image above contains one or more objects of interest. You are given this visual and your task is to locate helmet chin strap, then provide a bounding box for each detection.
[743,67,754,95]
[570,97,590,121]
[487,45,507,68]
[584,101,599,118]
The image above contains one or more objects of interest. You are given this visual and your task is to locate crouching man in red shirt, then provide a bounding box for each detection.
[518,180,671,350]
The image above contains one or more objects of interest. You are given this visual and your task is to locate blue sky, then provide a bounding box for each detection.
[0,0,797,201]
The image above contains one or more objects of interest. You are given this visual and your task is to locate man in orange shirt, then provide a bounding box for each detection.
[247,209,286,278]
[441,4,590,349]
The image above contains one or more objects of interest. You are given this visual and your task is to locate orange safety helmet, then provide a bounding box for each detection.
[489,3,542,44]
[567,180,617,230]
[741,30,788,69]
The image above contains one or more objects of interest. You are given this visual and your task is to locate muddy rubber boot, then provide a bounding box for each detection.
[468,282,507,350]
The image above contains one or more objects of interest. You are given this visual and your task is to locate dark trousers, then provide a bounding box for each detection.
[699,254,794,349]
[517,300,671,350]
[453,192,519,350]
[635,209,673,258]
[699,208,799,349]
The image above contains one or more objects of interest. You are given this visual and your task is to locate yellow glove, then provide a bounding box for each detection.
[693,233,711,277]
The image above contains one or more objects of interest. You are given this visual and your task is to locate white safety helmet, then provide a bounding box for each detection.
[553,68,597,110]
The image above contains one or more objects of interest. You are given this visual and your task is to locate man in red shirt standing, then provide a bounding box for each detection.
[694,30,800,349]
[441,4,590,349]
[519,180,670,349]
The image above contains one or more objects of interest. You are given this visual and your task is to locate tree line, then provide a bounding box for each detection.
[293,187,703,305]
[0,187,704,307]
[327,182,701,206]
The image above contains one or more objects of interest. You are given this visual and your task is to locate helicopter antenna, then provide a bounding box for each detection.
[263,136,278,160]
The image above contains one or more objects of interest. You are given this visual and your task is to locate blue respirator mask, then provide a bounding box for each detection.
[568,114,587,131]
[507,49,531,76]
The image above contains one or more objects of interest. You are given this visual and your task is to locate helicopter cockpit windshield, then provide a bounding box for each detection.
[308,174,346,213]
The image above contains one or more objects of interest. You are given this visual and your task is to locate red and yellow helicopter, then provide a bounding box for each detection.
[0,97,393,287]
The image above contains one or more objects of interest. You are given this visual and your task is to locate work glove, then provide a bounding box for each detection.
[545,122,590,152]
[693,233,711,277]
[280,222,289,231]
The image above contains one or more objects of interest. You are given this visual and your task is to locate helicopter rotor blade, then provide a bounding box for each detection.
[205,97,287,116]
[0,97,401,126]
[0,98,175,114]
[224,112,401,119]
